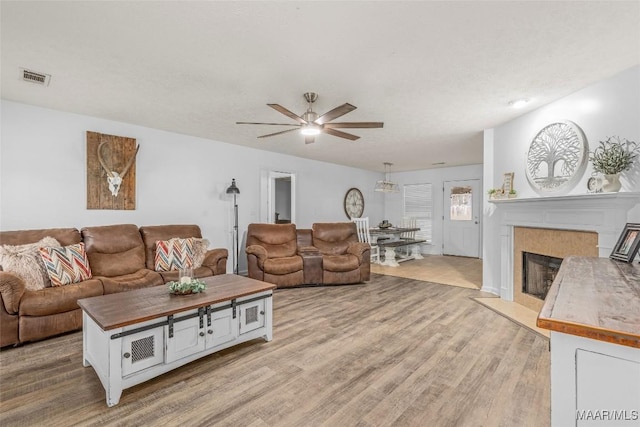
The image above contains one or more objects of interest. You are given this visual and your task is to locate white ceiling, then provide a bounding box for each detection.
[1,1,639,173]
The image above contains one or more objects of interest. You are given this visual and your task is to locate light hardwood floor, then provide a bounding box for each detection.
[0,274,550,427]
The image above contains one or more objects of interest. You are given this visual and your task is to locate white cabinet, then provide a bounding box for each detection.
[550,332,640,426]
[165,306,238,364]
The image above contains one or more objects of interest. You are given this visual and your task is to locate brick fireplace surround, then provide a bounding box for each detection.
[490,192,639,305]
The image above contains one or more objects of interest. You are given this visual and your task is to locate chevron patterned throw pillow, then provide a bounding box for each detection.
[154,238,195,272]
[39,243,92,286]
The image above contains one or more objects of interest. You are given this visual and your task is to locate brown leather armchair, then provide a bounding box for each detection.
[246,224,304,288]
[311,222,371,285]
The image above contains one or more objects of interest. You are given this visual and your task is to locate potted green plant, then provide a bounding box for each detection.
[508,189,517,199]
[589,136,639,192]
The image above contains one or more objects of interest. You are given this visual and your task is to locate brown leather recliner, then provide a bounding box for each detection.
[246,224,304,288]
[312,222,371,285]
[81,224,164,294]
[245,222,370,288]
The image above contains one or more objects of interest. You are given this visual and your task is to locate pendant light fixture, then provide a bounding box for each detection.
[374,162,400,193]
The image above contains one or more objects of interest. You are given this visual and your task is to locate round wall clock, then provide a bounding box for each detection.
[344,187,364,218]
[525,120,588,194]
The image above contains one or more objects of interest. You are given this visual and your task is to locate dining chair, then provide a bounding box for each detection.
[351,217,380,264]
[399,217,417,256]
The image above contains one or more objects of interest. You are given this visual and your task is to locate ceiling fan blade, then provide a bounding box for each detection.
[236,122,301,126]
[267,104,307,124]
[305,136,315,144]
[257,128,300,139]
[323,128,360,141]
[315,103,357,125]
[323,122,384,129]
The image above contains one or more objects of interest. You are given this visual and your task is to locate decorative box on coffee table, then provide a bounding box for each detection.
[77,274,275,406]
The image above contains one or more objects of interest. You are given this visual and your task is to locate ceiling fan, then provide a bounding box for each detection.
[236,92,383,144]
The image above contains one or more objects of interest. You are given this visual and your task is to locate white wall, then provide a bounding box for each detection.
[0,100,385,273]
[483,65,640,295]
[385,164,484,255]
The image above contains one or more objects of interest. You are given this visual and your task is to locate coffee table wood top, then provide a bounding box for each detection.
[77,274,276,331]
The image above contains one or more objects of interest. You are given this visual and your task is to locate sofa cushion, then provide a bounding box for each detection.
[39,243,92,286]
[154,238,195,271]
[19,278,103,316]
[312,222,359,255]
[81,224,146,277]
[0,237,61,290]
[263,256,304,275]
[246,224,298,258]
[98,269,164,294]
[322,254,360,272]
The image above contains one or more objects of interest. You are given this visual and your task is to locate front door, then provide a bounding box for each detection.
[443,179,481,257]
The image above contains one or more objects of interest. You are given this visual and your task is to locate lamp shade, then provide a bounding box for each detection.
[226,178,240,194]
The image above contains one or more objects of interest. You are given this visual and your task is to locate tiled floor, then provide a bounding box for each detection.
[370,254,482,289]
[371,254,549,338]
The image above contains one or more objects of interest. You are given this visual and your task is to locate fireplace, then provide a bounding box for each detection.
[522,252,562,300]
[488,192,640,310]
[513,226,597,311]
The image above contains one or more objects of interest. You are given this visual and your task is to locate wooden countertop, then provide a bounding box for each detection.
[78,274,276,331]
[537,256,640,348]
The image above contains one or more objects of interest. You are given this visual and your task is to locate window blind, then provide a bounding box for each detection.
[403,183,432,242]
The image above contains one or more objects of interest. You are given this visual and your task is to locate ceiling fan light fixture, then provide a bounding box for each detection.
[374,162,400,193]
[300,124,321,136]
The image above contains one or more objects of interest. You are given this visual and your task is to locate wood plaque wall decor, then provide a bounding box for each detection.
[86,131,138,210]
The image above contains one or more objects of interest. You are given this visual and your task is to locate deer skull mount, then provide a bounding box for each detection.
[97,140,140,197]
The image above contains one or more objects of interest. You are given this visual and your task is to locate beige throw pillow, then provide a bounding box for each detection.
[192,238,210,268]
[0,237,61,291]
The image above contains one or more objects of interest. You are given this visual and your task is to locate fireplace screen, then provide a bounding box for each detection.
[522,252,562,300]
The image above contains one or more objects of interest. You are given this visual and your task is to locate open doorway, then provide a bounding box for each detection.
[261,170,296,224]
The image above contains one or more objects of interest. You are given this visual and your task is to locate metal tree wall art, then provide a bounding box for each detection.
[525,121,588,193]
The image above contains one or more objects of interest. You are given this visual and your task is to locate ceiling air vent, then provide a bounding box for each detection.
[20,68,51,86]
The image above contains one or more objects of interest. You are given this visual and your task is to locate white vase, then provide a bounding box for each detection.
[601,173,621,192]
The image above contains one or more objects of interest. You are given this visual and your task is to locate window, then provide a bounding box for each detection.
[450,186,472,221]
[403,183,432,242]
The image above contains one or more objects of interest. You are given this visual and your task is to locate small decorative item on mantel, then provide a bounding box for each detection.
[589,136,639,192]
[168,268,207,295]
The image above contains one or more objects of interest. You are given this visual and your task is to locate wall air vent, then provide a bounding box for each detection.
[20,68,51,86]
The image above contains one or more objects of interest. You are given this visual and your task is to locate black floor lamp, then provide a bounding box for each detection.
[226,179,240,274]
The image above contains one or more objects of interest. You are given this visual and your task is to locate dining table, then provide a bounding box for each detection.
[369,227,425,267]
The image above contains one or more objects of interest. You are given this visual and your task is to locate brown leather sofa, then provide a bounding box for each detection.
[0,224,227,347]
[246,222,370,288]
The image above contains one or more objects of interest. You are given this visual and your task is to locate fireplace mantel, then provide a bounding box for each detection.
[490,192,640,208]
[491,191,639,302]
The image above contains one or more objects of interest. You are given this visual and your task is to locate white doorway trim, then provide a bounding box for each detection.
[260,169,296,224]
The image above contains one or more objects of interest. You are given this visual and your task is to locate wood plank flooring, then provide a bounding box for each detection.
[0,274,550,427]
